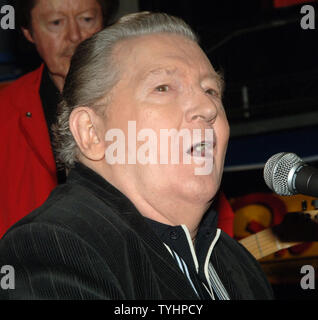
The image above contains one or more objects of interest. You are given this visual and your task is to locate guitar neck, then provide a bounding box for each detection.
[238,209,318,260]
[238,228,300,260]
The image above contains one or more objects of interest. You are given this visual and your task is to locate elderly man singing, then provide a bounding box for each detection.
[0,12,273,300]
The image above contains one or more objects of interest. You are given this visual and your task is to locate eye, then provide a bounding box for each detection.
[155,85,170,92]
[51,19,61,26]
[205,88,220,98]
[83,16,94,23]
[48,19,64,31]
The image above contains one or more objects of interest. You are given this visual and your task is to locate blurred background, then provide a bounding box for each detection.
[0,0,317,299]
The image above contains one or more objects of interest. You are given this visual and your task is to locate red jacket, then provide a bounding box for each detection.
[0,64,234,238]
[0,65,57,237]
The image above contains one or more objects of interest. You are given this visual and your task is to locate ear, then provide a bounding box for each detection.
[69,107,105,162]
[21,27,35,44]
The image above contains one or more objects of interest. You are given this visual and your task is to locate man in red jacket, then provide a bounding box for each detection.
[0,0,119,237]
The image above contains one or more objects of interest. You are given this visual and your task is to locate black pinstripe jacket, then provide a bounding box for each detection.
[0,163,273,300]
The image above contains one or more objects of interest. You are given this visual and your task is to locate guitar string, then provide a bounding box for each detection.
[239,230,290,258]
[241,236,296,258]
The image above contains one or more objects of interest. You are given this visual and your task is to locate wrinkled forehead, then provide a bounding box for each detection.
[113,33,222,91]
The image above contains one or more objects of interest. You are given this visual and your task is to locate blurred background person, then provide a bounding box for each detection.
[0,0,119,237]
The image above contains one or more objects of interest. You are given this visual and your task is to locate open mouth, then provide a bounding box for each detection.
[187,141,214,158]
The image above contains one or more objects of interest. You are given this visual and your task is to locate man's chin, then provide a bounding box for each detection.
[47,71,67,92]
[178,180,218,205]
[48,58,70,74]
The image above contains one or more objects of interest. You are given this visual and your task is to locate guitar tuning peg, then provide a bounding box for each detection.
[311,199,318,210]
[302,200,307,211]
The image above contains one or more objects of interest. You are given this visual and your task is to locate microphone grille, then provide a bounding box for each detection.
[264,152,303,195]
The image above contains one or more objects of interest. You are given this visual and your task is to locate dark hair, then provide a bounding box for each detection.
[12,0,119,29]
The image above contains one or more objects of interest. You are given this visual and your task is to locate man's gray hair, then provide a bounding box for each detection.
[53,12,199,169]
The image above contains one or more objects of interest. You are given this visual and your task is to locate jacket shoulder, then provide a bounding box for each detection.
[0,219,125,299]
[0,183,158,299]
[0,65,44,114]
[0,65,43,95]
[4,183,130,243]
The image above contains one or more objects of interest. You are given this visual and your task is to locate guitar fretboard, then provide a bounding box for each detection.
[239,228,300,260]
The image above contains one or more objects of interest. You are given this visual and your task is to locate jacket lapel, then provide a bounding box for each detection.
[18,64,57,180]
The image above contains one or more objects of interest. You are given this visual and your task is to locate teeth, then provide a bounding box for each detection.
[194,143,207,152]
[186,141,213,157]
[190,142,212,157]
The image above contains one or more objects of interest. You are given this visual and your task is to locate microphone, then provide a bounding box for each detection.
[264,152,318,197]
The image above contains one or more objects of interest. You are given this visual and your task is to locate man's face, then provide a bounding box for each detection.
[23,0,103,90]
[98,34,229,224]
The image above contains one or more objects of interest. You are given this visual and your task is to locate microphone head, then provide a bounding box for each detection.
[263,152,304,196]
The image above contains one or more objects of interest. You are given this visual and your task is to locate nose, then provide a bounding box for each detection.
[68,19,82,44]
[185,90,218,125]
